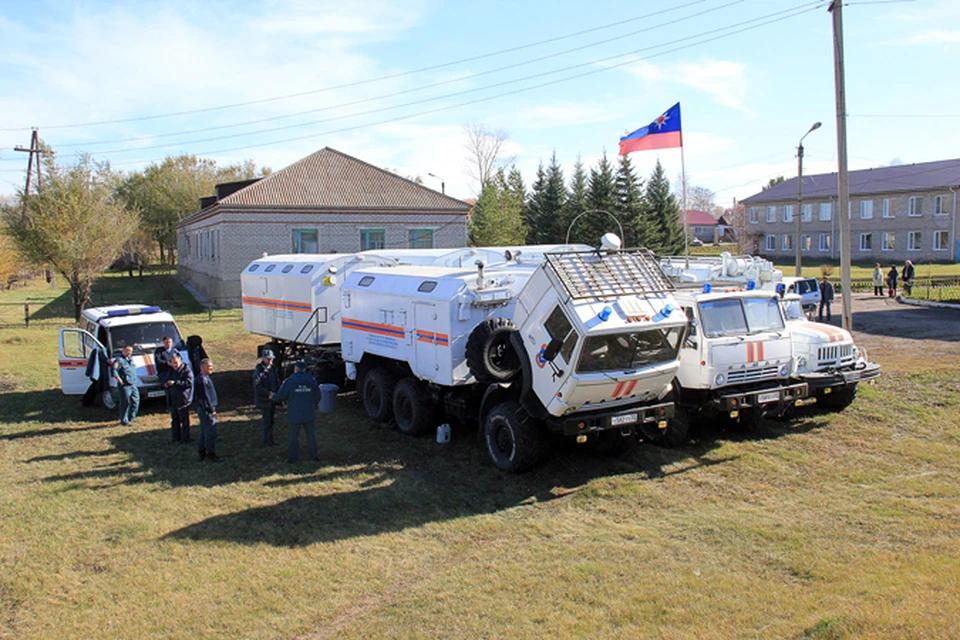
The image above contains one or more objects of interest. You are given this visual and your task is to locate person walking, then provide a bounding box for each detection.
[112,344,140,426]
[195,358,220,462]
[154,335,177,411]
[872,263,884,297]
[165,351,195,443]
[253,349,281,446]
[902,259,915,296]
[818,276,835,323]
[887,265,899,297]
[271,360,321,463]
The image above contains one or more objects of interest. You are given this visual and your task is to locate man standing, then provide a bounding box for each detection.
[902,260,915,296]
[818,276,835,323]
[253,349,280,446]
[112,345,140,426]
[195,358,220,462]
[154,335,177,411]
[271,360,320,463]
[165,351,195,443]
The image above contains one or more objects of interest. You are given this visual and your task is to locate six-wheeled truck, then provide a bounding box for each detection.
[340,244,688,472]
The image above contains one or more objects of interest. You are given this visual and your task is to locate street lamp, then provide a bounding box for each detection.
[427,172,445,195]
[795,121,822,276]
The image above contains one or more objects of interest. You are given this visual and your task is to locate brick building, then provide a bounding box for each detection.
[740,158,959,263]
[177,147,471,307]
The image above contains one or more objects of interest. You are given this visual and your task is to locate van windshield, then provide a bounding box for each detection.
[577,327,683,373]
[109,321,183,354]
[699,297,784,338]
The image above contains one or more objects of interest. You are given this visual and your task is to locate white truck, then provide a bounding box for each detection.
[339,243,687,471]
[58,304,189,409]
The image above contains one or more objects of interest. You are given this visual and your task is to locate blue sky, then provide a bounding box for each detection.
[1,0,958,209]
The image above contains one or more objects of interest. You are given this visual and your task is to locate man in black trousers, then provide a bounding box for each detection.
[165,351,194,443]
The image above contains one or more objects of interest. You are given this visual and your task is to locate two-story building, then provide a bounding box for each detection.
[740,158,959,263]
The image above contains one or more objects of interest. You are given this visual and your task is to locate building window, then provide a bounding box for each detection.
[292,229,319,253]
[801,234,812,252]
[360,229,385,250]
[765,235,776,251]
[408,229,434,249]
[818,233,831,252]
[801,204,812,222]
[934,195,946,215]
[766,206,776,223]
[859,200,873,220]
[934,230,949,251]
[782,205,794,223]
[907,231,921,251]
[908,196,923,217]
[859,233,872,251]
[882,198,893,218]
[819,203,832,221]
[749,207,758,224]
[882,232,895,251]
[781,234,793,250]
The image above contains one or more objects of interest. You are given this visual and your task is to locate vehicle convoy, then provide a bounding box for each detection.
[657,254,808,441]
[58,304,189,409]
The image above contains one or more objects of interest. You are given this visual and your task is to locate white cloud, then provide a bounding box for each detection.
[885,29,960,46]
[513,102,612,128]
[620,57,750,113]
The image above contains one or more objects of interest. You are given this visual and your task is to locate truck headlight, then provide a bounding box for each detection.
[714,373,725,386]
[796,357,807,372]
[778,364,790,377]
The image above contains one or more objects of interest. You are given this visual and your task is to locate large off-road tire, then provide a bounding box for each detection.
[817,384,857,411]
[362,367,397,423]
[466,318,520,383]
[646,407,691,448]
[102,389,117,410]
[392,377,435,436]
[484,401,542,473]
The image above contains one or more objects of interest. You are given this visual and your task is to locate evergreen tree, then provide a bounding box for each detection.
[583,152,618,244]
[564,157,589,245]
[468,168,527,246]
[642,160,686,255]
[614,154,645,248]
[524,152,567,244]
[523,162,548,244]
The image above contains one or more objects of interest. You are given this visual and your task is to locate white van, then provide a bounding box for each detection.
[58,305,188,409]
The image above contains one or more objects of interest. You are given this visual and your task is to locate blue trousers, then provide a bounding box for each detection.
[259,404,276,445]
[818,300,832,322]
[197,406,217,455]
[118,386,140,425]
[288,420,318,462]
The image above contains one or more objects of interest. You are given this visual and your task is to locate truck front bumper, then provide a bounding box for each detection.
[796,362,881,391]
[715,381,809,413]
[546,401,674,438]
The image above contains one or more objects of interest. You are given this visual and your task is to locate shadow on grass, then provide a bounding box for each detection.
[0,388,167,430]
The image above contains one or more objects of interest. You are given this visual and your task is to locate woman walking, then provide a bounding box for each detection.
[872,263,884,296]
[886,265,899,298]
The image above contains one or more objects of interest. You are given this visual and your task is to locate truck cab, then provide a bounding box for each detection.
[58,305,187,409]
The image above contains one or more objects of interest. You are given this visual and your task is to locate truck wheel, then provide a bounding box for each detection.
[647,408,691,448]
[362,368,397,423]
[393,377,435,435]
[484,401,541,473]
[466,318,520,383]
[817,384,857,410]
[102,389,117,410]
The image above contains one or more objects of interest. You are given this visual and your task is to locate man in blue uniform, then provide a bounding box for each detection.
[271,360,320,463]
[195,358,220,462]
[165,351,194,443]
[112,344,140,426]
[253,349,280,446]
[154,335,177,411]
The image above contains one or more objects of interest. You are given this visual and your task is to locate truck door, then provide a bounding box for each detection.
[414,302,438,381]
[58,328,107,395]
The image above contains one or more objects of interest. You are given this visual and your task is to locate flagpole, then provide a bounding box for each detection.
[680,139,690,269]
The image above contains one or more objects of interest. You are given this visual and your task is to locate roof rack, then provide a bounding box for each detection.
[544,249,674,300]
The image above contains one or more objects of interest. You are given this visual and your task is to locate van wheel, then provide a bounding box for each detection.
[484,401,541,473]
[362,368,397,423]
[817,384,857,410]
[102,389,117,410]
[466,318,520,383]
[393,377,435,435]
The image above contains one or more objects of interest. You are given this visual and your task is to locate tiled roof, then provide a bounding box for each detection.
[216,147,470,210]
[741,157,960,204]
[684,210,720,226]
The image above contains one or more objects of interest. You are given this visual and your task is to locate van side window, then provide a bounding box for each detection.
[264,264,276,273]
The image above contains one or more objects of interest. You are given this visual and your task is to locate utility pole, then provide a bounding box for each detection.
[14,129,43,216]
[830,1,852,331]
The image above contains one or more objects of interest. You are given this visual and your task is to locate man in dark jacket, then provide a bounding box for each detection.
[112,345,140,426]
[272,360,320,463]
[253,349,280,446]
[195,358,220,462]
[165,351,195,443]
[902,260,915,295]
[154,335,177,410]
[818,276,835,323]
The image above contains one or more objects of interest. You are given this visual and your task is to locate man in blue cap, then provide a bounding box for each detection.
[253,349,280,446]
[271,360,320,463]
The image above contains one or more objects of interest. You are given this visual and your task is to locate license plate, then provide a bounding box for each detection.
[611,413,639,426]
[757,391,780,404]
[147,390,166,398]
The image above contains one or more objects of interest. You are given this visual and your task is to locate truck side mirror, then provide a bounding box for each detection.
[542,337,563,362]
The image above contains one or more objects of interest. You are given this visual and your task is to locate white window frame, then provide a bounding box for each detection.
[882,198,893,218]
[934,195,946,216]
[859,233,872,251]
[766,206,776,223]
[819,203,832,221]
[933,230,949,251]
[818,233,831,252]
[749,207,758,224]
[801,234,812,253]
[859,200,873,220]
[907,231,921,251]
[781,234,793,251]
[801,203,813,222]
[908,196,923,217]
[765,235,776,251]
[782,205,794,223]
[882,232,895,251]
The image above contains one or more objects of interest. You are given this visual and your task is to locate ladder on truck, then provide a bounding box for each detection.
[544,249,673,300]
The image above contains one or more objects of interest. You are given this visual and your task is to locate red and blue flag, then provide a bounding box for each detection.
[619,103,682,155]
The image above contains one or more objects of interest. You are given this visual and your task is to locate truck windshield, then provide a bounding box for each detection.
[109,321,183,354]
[577,327,683,373]
[782,298,805,321]
[699,297,784,338]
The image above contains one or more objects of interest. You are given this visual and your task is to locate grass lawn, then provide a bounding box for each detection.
[1,271,958,638]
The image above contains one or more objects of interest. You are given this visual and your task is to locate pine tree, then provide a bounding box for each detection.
[583,152,618,244]
[564,157,589,245]
[523,162,548,244]
[642,160,686,255]
[614,154,645,248]
[542,152,567,243]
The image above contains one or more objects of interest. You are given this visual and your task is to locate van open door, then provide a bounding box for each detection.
[59,328,107,395]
